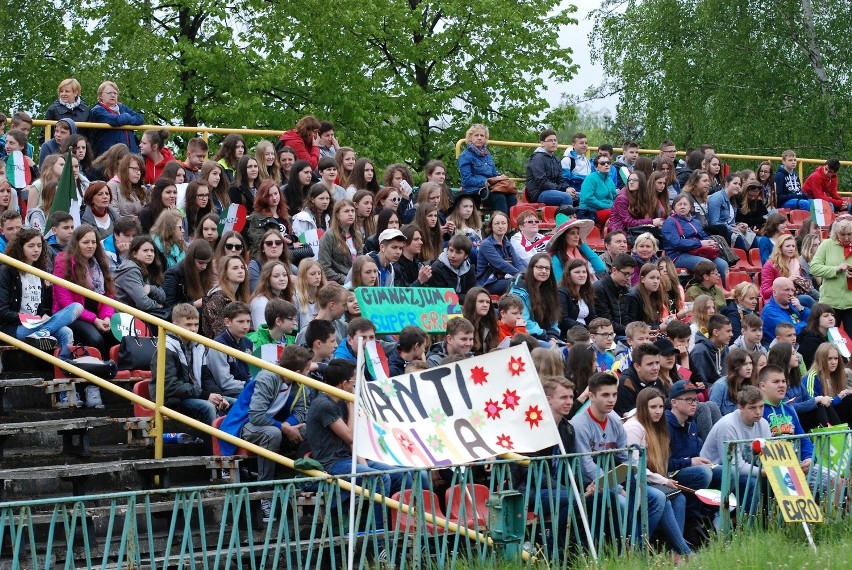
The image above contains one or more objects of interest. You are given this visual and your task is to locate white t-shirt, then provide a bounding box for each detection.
[19,273,41,315]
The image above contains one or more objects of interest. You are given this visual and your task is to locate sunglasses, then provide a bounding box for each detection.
[264,240,284,247]
[598,161,611,165]
[225,243,243,251]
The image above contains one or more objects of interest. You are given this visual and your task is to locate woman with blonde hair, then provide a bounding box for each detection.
[721,281,760,340]
[688,294,715,351]
[532,347,565,378]
[810,219,852,334]
[804,343,852,423]
[150,210,186,269]
[42,78,91,143]
[250,260,294,328]
[657,257,687,320]
[457,123,517,215]
[255,140,281,184]
[293,258,327,330]
[760,233,817,307]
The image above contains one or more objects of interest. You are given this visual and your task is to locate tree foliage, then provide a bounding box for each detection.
[590,0,852,159]
[0,0,579,178]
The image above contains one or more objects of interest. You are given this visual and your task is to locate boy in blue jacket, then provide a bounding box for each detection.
[204,302,253,400]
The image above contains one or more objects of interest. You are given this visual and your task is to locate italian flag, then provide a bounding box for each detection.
[810,199,834,227]
[770,465,805,496]
[827,327,851,359]
[249,343,284,376]
[5,151,30,189]
[365,340,389,381]
[218,204,247,234]
[298,229,324,258]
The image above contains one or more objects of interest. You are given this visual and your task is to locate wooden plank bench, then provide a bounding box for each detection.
[0,416,121,459]
[0,456,236,500]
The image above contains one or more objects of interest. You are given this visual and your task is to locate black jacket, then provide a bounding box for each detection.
[593,275,631,336]
[394,255,421,287]
[798,329,828,369]
[229,184,255,215]
[0,265,53,336]
[425,253,476,304]
[526,148,568,202]
[615,366,667,418]
[557,287,596,338]
[163,261,192,313]
[624,288,661,330]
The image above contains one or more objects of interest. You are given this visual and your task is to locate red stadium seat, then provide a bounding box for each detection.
[445,484,490,528]
[731,247,760,274]
[509,203,545,229]
[391,490,447,534]
[787,209,810,232]
[585,226,605,252]
[132,380,154,418]
[212,415,252,456]
[540,206,557,230]
[727,271,753,290]
[748,248,762,268]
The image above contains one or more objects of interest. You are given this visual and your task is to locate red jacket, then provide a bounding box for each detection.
[279,130,320,170]
[497,320,529,343]
[144,146,176,185]
[802,165,843,208]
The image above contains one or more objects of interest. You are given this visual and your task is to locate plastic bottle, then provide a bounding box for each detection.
[162,432,200,444]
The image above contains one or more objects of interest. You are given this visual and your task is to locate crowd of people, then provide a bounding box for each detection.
[1,79,851,552]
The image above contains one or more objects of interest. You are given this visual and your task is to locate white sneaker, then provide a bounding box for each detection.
[25,330,57,352]
[58,389,84,408]
[85,385,104,409]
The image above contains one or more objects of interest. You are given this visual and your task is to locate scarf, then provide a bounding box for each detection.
[466,143,489,158]
[90,205,109,218]
[99,102,121,114]
[842,240,852,290]
[59,97,82,111]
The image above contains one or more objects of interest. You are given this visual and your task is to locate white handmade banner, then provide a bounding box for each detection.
[354,343,561,467]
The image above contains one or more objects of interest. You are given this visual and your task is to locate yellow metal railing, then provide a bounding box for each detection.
[35,119,283,145]
[0,252,536,556]
[455,138,852,194]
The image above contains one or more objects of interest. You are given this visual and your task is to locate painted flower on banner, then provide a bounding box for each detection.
[427,434,445,453]
[378,379,397,398]
[502,389,521,410]
[496,434,514,450]
[395,432,416,453]
[430,408,448,426]
[524,405,544,429]
[484,399,503,419]
[470,365,489,385]
[508,356,525,376]
[469,410,486,429]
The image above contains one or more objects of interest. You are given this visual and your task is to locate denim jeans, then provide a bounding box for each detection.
[483,192,518,216]
[16,303,83,357]
[781,198,810,211]
[621,479,690,555]
[535,189,575,207]
[673,253,729,287]
[798,294,815,309]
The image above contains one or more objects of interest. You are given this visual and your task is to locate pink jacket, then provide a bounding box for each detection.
[52,252,116,323]
[606,188,654,232]
[760,261,781,301]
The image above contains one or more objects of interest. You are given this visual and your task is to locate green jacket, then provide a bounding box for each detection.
[247,325,295,376]
[810,238,852,310]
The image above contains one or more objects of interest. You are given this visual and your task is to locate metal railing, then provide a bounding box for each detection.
[34,119,283,145]
[0,451,647,569]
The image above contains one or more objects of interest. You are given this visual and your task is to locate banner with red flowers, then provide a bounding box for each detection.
[353,344,562,466]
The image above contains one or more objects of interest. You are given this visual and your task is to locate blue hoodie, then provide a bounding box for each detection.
[38,119,77,167]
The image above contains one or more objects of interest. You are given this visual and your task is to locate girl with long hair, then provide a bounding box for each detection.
[283,160,313,218]
[277,146,296,183]
[681,169,711,226]
[655,157,680,203]
[212,133,246,180]
[566,346,596,415]
[648,170,670,218]
[462,287,499,355]
[150,210,186,269]
[762,234,817,307]
[255,140,281,184]
[202,254,249,338]
[335,147,356,189]
[402,181,449,230]
[250,260,295,328]
[90,143,130,183]
[799,232,822,289]
[423,159,452,212]
[476,211,524,295]
[294,258,327,330]
[198,159,230,215]
[0,229,82,357]
[214,231,249,270]
[623,388,692,557]
[709,347,755,416]
[805,343,852,423]
[688,294,715,351]
[163,239,214,310]
[139,178,178,234]
[52,224,116,356]
[657,257,687,320]
[346,158,380,197]
[736,180,769,233]
[114,235,166,317]
[756,160,776,208]
[508,252,560,344]
[194,213,220,249]
[533,347,567,378]
[626,262,670,331]
[702,153,723,193]
[607,171,664,233]
[374,186,407,220]
[349,255,379,288]
[798,303,836,368]
[108,154,147,218]
[159,160,186,184]
[447,194,483,251]
[319,199,360,284]
[245,179,292,254]
[292,184,332,259]
[558,258,596,336]
[62,134,94,181]
[184,180,212,237]
[415,203,443,262]
[228,155,261,214]
[352,190,375,242]
[757,212,789,264]
[248,228,291,292]
[363,208,400,254]
[767,341,828,431]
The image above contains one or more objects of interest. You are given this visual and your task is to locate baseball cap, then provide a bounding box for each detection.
[379,229,406,243]
[669,380,702,400]
[654,338,678,357]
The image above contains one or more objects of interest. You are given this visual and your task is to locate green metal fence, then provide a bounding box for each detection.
[0,451,648,569]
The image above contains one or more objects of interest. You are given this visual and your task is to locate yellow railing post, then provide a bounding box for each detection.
[153,326,167,460]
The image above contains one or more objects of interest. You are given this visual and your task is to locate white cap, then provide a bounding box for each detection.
[379,229,406,243]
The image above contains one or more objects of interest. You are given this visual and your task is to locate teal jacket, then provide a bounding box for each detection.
[579,170,617,211]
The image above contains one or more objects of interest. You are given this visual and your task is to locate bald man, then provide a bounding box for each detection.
[761,277,810,348]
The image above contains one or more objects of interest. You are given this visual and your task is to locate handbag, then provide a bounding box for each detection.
[487,175,517,195]
[117,336,158,370]
[60,345,117,379]
[709,235,740,265]
[627,225,662,246]
[672,217,719,260]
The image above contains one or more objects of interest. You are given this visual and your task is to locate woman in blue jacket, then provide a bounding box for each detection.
[90,81,144,156]
[662,193,729,285]
[476,212,525,295]
[457,124,517,215]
